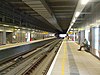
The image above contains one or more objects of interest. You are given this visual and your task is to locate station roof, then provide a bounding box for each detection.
[4,0,99,33]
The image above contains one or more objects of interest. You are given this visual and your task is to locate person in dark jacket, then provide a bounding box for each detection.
[78,39,88,51]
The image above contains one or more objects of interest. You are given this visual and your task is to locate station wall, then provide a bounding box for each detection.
[75,26,100,59]
[73,2,100,59]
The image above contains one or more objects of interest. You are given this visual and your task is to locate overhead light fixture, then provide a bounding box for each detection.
[18,29,20,31]
[69,26,71,30]
[14,26,19,28]
[71,23,74,26]
[71,28,73,30]
[28,28,31,30]
[96,20,100,23]
[22,27,26,29]
[72,18,76,23]
[32,31,35,33]
[81,0,89,5]
[90,23,94,27]
[15,29,17,30]
[3,24,9,27]
[75,12,80,17]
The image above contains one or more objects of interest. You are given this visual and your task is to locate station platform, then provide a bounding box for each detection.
[47,38,100,75]
[0,37,55,51]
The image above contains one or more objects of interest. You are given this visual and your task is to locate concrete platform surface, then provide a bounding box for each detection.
[47,38,100,75]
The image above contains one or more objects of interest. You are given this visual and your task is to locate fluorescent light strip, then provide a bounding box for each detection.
[18,29,20,31]
[75,12,80,17]
[22,27,26,29]
[3,24,9,27]
[72,18,76,23]
[81,0,89,5]
[71,22,74,26]
[14,26,19,28]
[67,0,90,33]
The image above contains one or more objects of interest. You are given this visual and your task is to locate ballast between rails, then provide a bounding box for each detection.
[0,39,62,75]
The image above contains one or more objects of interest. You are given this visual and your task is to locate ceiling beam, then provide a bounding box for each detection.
[54,10,74,12]
[10,2,23,4]
[55,13,73,15]
[51,5,76,8]
[56,15,72,18]
[23,0,62,32]
[81,12,91,14]
[47,0,78,2]
[77,18,85,20]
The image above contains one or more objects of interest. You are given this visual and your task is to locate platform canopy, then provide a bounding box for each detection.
[4,0,78,33]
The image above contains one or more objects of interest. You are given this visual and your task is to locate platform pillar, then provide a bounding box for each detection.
[2,31,6,45]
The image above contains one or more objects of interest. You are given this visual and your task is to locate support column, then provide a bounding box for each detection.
[73,28,75,41]
[2,16,6,44]
[2,28,6,45]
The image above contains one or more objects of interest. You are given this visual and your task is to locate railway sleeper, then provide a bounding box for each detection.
[22,54,47,75]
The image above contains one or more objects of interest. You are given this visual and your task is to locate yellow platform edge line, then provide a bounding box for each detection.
[62,41,67,75]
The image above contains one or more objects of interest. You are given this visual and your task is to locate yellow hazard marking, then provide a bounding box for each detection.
[61,42,67,75]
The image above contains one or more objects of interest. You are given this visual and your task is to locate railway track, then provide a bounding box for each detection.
[23,40,62,75]
[0,39,62,75]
